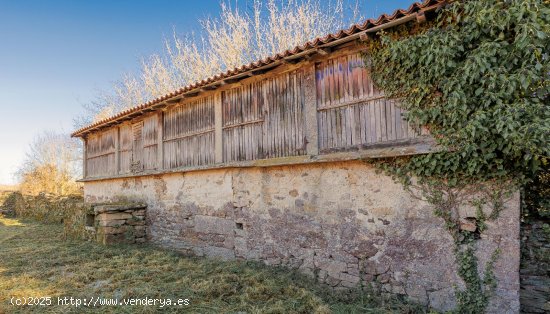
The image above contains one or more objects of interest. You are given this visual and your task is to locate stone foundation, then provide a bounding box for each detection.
[83,160,520,312]
[90,203,147,244]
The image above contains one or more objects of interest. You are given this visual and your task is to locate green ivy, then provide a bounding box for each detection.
[365,0,549,312]
[368,0,549,187]
[523,159,550,219]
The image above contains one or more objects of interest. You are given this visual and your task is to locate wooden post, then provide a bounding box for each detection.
[82,137,88,179]
[114,127,120,174]
[157,111,164,170]
[303,63,319,156]
[214,91,223,163]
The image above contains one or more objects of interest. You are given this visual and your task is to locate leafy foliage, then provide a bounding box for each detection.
[368,0,549,187]
[524,159,550,218]
[366,0,549,312]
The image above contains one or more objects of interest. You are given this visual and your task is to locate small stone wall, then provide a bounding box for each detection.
[83,161,520,313]
[0,192,84,223]
[520,220,550,313]
[91,203,147,244]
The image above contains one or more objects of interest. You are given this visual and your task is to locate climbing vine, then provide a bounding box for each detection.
[365,0,549,312]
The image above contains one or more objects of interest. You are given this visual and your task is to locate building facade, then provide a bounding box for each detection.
[73,1,520,312]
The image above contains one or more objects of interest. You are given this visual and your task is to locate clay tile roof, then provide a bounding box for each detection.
[72,0,445,137]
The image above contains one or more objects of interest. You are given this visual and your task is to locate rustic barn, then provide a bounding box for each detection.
[72,1,520,312]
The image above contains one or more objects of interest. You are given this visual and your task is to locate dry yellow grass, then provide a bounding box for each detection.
[0,217,424,313]
[0,185,18,192]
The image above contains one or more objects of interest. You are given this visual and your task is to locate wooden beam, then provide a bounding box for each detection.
[303,63,319,156]
[82,137,88,179]
[316,48,331,56]
[77,138,437,183]
[223,77,241,84]
[185,91,200,97]
[157,111,164,170]
[281,58,301,65]
[114,126,120,174]
[202,85,218,91]
[214,91,223,163]
[166,98,181,104]
[416,11,427,24]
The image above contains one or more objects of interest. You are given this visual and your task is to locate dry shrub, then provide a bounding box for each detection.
[77,0,363,126]
[17,131,81,196]
[6,192,84,224]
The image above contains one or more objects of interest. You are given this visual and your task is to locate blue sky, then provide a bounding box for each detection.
[0,0,414,184]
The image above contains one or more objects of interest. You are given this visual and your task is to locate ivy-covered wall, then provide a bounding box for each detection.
[366,0,548,312]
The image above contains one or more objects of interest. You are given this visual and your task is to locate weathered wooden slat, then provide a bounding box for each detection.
[312,51,424,152]
[83,49,430,179]
[84,128,117,178]
[221,69,307,162]
[162,95,215,168]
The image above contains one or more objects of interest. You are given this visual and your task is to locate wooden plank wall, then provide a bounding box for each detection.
[85,129,116,177]
[142,115,158,170]
[316,52,420,152]
[119,123,133,174]
[163,96,215,168]
[83,49,426,179]
[222,70,306,162]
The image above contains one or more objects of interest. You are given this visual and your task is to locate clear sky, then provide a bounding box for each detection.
[0,0,415,185]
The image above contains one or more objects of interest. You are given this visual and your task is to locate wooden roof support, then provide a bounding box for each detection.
[316,48,331,56]
[416,11,427,24]
[251,69,269,76]
[202,85,218,91]
[281,57,302,64]
[223,77,241,84]
[185,91,201,97]
[165,98,180,105]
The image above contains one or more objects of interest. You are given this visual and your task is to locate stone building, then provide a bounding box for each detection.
[72,1,520,312]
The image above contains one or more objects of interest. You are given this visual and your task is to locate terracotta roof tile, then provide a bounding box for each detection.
[72,0,445,137]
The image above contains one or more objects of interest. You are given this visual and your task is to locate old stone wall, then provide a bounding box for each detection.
[0,192,84,223]
[83,160,520,313]
[520,219,550,313]
[93,203,147,244]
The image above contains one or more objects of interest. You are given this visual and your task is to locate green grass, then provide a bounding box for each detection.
[0,217,425,313]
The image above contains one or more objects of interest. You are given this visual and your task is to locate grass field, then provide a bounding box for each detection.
[0,216,425,313]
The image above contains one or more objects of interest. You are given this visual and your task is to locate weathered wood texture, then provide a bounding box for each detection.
[142,115,158,171]
[119,123,133,174]
[85,129,116,177]
[222,70,306,162]
[83,50,427,179]
[163,96,215,168]
[316,52,420,152]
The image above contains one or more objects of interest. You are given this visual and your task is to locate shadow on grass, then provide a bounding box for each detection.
[0,219,428,313]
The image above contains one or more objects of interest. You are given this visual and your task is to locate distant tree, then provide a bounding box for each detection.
[75,0,362,127]
[17,131,81,196]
